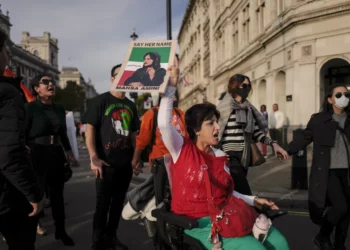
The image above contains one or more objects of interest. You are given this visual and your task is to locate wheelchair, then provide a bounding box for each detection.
[146,157,287,250]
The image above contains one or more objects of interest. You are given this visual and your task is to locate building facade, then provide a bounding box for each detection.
[59,66,98,102]
[0,8,60,87]
[178,0,350,128]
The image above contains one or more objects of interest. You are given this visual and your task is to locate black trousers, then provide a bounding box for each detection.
[0,211,38,250]
[322,169,350,248]
[32,144,66,233]
[228,151,252,195]
[92,164,133,249]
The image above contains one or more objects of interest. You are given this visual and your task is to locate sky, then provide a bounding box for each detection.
[1,0,189,93]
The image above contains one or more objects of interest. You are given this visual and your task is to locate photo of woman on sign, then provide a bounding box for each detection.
[124,52,166,87]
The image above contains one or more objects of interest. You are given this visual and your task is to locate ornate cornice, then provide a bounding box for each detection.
[212,1,350,78]
[8,43,59,74]
[178,0,196,40]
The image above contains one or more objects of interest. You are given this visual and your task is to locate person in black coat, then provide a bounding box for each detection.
[287,84,350,250]
[124,52,166,87]
[26,74,77,246]
[0,30,43,250]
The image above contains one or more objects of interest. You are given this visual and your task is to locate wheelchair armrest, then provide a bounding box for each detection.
[152,209,199,230]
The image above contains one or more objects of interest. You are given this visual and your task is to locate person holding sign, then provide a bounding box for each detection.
[158,65,290,250]
[124,52,166,87]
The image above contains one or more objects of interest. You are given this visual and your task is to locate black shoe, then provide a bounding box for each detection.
[106,235,128,250]
[314,234,334,250]
[55,232,75,246]
[260,204,288,220]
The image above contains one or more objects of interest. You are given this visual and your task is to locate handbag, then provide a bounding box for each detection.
[201,162,257,243]
[63,162,73,183]
[250,142,265,167]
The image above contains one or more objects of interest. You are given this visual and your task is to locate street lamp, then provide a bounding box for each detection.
[129,28,139,101]
[166,0,172,40]
[130,28,138,41]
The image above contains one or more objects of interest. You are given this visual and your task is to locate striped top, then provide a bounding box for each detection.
[221,110,271,152]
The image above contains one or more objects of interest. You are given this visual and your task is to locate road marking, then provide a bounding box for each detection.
[36,219,93,248]
[249,162,291,184]
[287,211,309,216]
[142,239,152,245]
[279,189,299,200]
[41,211,95,227]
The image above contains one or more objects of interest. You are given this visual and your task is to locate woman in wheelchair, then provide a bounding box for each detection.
[157,66,290,250]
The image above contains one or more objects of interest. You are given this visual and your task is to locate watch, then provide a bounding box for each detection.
[269,140,277,146]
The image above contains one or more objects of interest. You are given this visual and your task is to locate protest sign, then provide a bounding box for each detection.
[111,40,177,93]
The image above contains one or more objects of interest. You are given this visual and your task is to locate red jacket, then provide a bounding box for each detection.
[170,138,233,219]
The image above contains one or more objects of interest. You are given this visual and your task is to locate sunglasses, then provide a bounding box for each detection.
[40,79,55,85]
[335,92,350,99]
[240,83,251,89]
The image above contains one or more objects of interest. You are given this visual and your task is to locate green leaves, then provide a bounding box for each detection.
[55,81,86,112]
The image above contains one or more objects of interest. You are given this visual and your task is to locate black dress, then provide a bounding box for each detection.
[25,99,71,234]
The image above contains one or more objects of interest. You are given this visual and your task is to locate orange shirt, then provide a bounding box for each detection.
[136,107,187,162]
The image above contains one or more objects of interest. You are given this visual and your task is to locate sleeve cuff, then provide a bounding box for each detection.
[232,191,256,206]
[164,86,176,97]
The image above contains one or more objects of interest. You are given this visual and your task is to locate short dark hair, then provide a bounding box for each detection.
[144,52,161,70]
[321,83,350,114]
[227,74,252,96]
[111,64,122,77]
[185,103,220,141]
[0,29,8,51]
[30,74,47,96]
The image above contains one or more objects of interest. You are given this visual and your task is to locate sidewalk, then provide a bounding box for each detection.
[134,152,311,209]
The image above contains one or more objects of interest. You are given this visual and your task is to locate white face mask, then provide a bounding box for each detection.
[334,95,350,109]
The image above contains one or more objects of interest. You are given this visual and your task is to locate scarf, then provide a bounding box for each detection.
[217,93,268,168]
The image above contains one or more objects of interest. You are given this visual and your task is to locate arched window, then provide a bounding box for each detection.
[33,50,39,57]
[51,53,55,65]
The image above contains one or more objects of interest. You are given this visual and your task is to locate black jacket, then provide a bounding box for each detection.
[288,111,350,225]
[25,100,71,151]
[0,76,41,215]
[125,67,166,87]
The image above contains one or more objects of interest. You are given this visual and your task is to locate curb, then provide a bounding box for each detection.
[131,174,309,210]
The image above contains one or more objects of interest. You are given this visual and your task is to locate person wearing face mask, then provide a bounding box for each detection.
[216,74,289,195]
[287,84,350,250]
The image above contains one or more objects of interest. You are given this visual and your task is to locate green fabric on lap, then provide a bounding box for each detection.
[184,216,290,250]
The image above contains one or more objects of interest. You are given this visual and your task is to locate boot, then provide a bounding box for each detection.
[55,231,75,246]
[105,235,128,250]
[334,229,347,250]
[314,233,334,250]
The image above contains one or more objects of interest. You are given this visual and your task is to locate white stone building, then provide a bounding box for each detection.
[0,8,60,87]
[178,0,350,128]
[59,67,98,114]
[59,67,98,98]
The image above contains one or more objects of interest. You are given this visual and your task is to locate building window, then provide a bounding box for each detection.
[278,0,285,15]
[242,4,250,45]
[221,31,225,61]
[215,1,220,16]
[256,0,265,34]
[232,18,239,54]
[33,50,39,57]
[51,53,55,65]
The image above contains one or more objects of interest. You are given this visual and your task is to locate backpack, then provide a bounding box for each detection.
[140,108,182,162]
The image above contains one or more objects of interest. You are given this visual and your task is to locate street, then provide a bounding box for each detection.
[0,149,349,250]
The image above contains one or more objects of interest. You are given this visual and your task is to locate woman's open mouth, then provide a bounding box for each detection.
[213,132,219,139]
